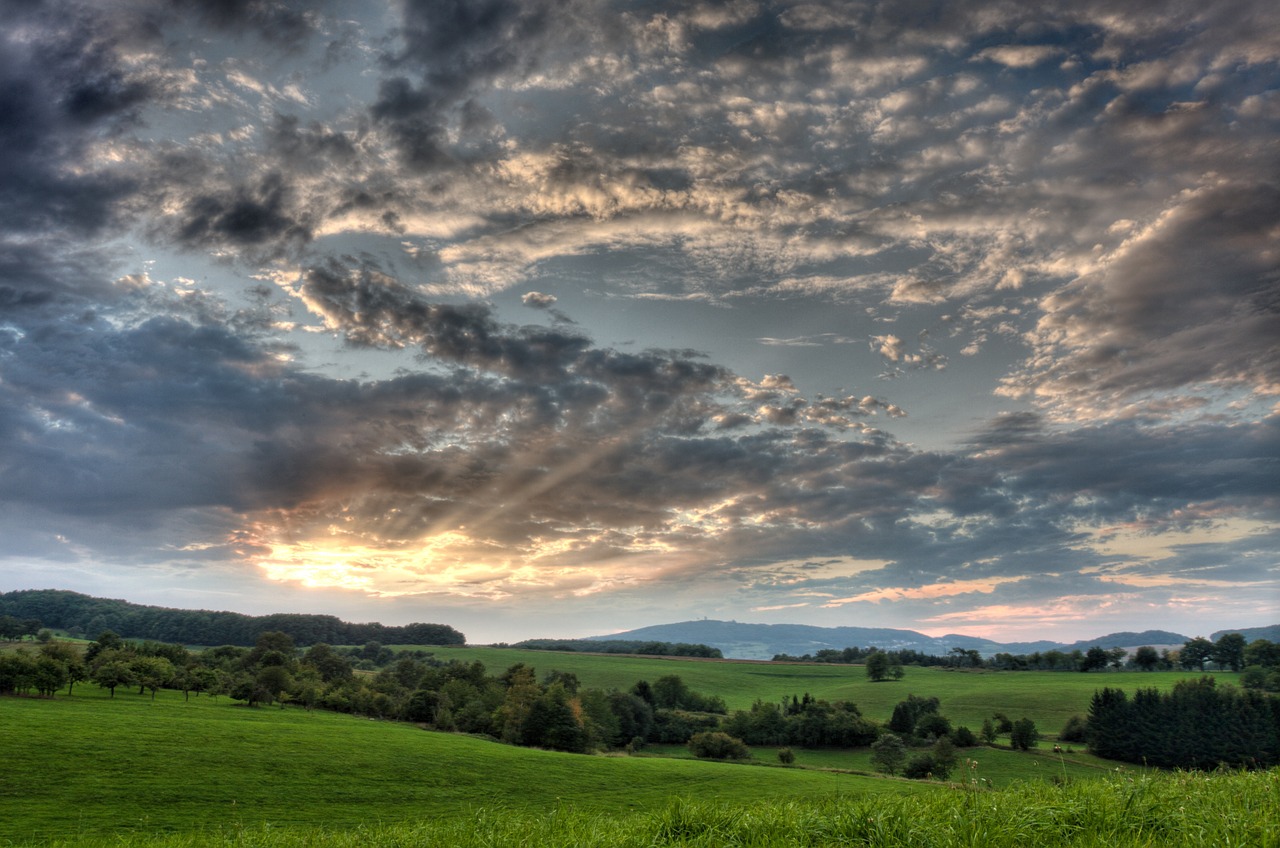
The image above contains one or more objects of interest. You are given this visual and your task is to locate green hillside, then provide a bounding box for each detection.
[0,685,920,845]
[421,644,1230,727]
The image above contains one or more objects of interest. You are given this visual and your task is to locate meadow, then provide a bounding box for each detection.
[1,645,1268,846]
[419,645,1226,730]
[0,683,918,845]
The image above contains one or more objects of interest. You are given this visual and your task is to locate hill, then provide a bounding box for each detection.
[1212,624,1280,643]
[587,620,1192,660]
[0,588,464,647]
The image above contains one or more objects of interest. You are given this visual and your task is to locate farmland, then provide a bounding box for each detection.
[1,644,1273,846]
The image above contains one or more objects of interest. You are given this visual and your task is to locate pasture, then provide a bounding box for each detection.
[0,645,1263,846]
[0,683,917,845]
[418,645,1229,732]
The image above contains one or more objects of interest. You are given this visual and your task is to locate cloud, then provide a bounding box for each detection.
[1,0,1275,638]
[521,291,557,309]
[1002,181,1280,418]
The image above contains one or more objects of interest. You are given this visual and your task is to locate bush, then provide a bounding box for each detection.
[1059,714,1087,743]
[951,725,977,747]
[777,746,795,765]
[903,752,949,780]
[688,731,750,760]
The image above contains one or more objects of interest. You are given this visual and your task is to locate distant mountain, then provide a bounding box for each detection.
[588,620,1194,660]
[1212,624,1280,643]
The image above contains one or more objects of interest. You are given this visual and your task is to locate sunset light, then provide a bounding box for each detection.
[0,0,1275,645]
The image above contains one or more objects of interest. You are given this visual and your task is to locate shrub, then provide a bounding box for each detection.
[687,731,750,760]
[952,725,977,747]
[903,752,949,780]
[1059,714,1087,743]
[777,746,795,765]
[870,733,908,775]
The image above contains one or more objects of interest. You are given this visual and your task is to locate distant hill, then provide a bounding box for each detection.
[588,620,1194,661]
[1212,624,1280,643]
[0,589,465,648]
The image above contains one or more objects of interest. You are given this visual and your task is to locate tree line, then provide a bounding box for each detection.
[0,589,464,648]
[510,638,723,658]
[1086,677,1279,769]
[777,632,1280,690]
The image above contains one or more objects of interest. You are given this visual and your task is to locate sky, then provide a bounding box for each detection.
[1,0,1277,646]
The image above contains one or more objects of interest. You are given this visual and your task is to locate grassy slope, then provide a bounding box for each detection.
[0,686,921,844]
[420,645,1228,731]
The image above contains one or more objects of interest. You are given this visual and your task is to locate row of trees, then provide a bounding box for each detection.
[1087,678,1279,769]
[778,633,1278,680]
[0,590,465,648]
[510,639,722,658]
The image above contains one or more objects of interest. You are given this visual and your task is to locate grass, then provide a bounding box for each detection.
[14,769,1279,847]
[0,685,921,845]
[3,646,1264,846]
[642,742,1118,788]
[419,645,1231,733]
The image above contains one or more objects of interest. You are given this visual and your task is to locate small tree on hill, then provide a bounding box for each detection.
[870,733,907,775]
[1010,718,1040,751]
[866,650,890,681]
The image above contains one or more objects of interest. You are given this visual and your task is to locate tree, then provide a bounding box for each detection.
[132,656,175,699]
[915,713,953,740]
[92,659,133,698]
[652,675,692,709]
[1180,637,1213,671]
[256,665,295,707]
[865,650,891,682]
[1244,639,1280,669]
[870,733,907,775]
[1010,718,1039,751]
[1131,646,1160,671]
[32,656,68,696]
[1212,633,1246,672]
[888,694,940,736]
[980,717,997,745]
[1081,646,1110,672]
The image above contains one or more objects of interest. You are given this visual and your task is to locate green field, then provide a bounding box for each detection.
[1,646,1267,846]
[0,684,920,845]
[419,645,1229,731]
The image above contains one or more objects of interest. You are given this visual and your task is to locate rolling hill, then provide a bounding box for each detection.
[586,620,1194,660]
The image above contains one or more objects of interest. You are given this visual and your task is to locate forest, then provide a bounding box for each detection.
[0,589,464,648]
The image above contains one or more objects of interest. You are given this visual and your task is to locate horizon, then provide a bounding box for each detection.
[4,585,1265,648]
[1,0,1277,645]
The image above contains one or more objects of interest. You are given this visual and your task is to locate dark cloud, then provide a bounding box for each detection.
[1007,181,1280,411]
[0,5,145,239]
[176,172,314,253]
[178,0,321,49]
[1,0,1274,634]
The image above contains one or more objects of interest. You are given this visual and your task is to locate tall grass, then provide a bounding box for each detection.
[24,769,1278,847]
